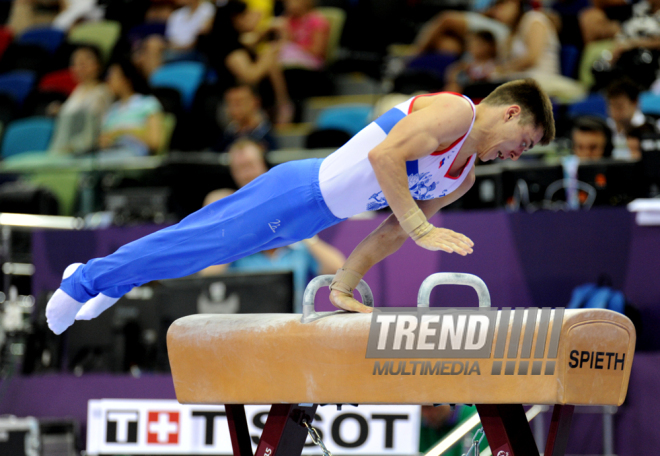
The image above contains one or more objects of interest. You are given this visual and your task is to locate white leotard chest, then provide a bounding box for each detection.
[318,94,476,219]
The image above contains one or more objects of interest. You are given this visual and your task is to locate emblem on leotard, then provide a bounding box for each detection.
[366,172,439,211]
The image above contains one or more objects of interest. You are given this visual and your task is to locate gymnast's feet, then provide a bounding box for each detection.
[46,263,124,334]
[46,263,85,335]
[329,289,374,313]
[75,293,119,321]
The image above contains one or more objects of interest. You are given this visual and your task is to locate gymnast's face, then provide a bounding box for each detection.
[480,106,543,162]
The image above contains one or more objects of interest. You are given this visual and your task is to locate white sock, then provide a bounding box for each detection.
[46,263,85,335]
[75,293,119,320]
[46,288,84,335]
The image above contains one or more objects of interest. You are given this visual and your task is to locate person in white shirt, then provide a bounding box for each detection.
[134,0,215,77]
[166,0,216,51]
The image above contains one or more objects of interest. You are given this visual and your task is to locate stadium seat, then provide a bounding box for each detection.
[38,69,77,96]
[305,128,351,148]
[567,92,608,119]
[315,103,373,136]
[316,7,346,64]
[0,93,18,127]
[578,39,614,90]
[561,44,580,79]
[0,43,51,74]
[152,87,183,115]
[0,71,37,106]
[640,91,660,116]
[22,90,68,117]
[1,117,54,158]
[127,22,166,45]
[158,112,177,155]
[0,26,12,61]
[68,20,121,63]
[17,27,65,54]
[150,61,206,110]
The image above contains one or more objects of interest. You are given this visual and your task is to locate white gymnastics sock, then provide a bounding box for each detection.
[75,293,119,321]
[45,263,84,335]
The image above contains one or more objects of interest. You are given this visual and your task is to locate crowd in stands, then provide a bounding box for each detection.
[0,0,658,213]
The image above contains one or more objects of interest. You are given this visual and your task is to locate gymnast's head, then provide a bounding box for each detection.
[477,78,555,161]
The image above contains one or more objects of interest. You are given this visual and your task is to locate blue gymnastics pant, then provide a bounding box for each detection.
[60,158,344,303]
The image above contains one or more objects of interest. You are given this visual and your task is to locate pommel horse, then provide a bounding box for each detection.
[167,273,635,456]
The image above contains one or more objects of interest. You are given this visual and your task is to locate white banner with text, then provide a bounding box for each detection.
[86,399,420,455]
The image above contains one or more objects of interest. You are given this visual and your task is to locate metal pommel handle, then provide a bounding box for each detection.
[301,274,374,323]
[417,273,491,308]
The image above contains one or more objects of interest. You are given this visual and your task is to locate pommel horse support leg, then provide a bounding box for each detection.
[167,273,636,456]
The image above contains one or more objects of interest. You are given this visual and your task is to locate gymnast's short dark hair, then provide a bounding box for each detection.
[482,78,556,145]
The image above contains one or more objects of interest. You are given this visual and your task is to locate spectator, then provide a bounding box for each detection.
[275,0,330,71]
[50,45,113,155]
[411,0,584,100]
[589,0,660,88]
[198,0,293,124]
[444,30,498,93]
[166,0,215,52]
[412,6,510,58]
[605,78,657,158]
[215,84,277,152]
[270,0,335,118]
[571,115,613,160]
[98,59,165,157]
[578,0,631,45]
[52,0,104,31]
[491,0,585,101]
[133,0,216,77]
[133,35,167,79]
[201,138,346,311]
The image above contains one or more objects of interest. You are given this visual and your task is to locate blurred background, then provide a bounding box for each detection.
[0,0,658,454]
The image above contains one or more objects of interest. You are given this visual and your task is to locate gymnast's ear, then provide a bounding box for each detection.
[504,105,522,121]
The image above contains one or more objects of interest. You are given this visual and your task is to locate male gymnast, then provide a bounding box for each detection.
[46,78,554,334]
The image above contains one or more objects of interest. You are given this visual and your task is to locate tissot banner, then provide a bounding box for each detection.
[87,399,420,455]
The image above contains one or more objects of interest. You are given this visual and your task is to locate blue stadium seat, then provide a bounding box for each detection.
[567,93,608,119]
[0,70,37,106]
[1,116,54,158]
[639,91,660,116]
[560,45,580,79]
[150,61,206,110]
[315,104,373,136]
[128,22,166,45]
[17,27,65,54]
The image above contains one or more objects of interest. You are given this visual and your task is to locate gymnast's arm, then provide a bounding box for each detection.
[368,95,474,253]
[329,169,475,313]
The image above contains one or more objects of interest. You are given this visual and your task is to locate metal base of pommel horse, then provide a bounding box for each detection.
[166,273,636,456]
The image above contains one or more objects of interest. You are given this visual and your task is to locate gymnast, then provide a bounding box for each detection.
[46,78,555,334]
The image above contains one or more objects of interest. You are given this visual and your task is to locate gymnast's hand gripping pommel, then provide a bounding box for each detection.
[328,268,373,314]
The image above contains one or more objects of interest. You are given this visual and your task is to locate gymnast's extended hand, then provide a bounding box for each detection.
[400,207,473,254]
[329,268,373,313]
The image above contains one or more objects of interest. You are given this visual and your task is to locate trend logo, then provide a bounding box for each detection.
[367,307,565,377]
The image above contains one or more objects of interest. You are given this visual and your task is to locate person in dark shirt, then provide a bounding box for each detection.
[215,84,277,151]
[199,0,293,123]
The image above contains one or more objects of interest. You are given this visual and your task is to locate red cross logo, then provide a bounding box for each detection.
[147,411,179,444]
